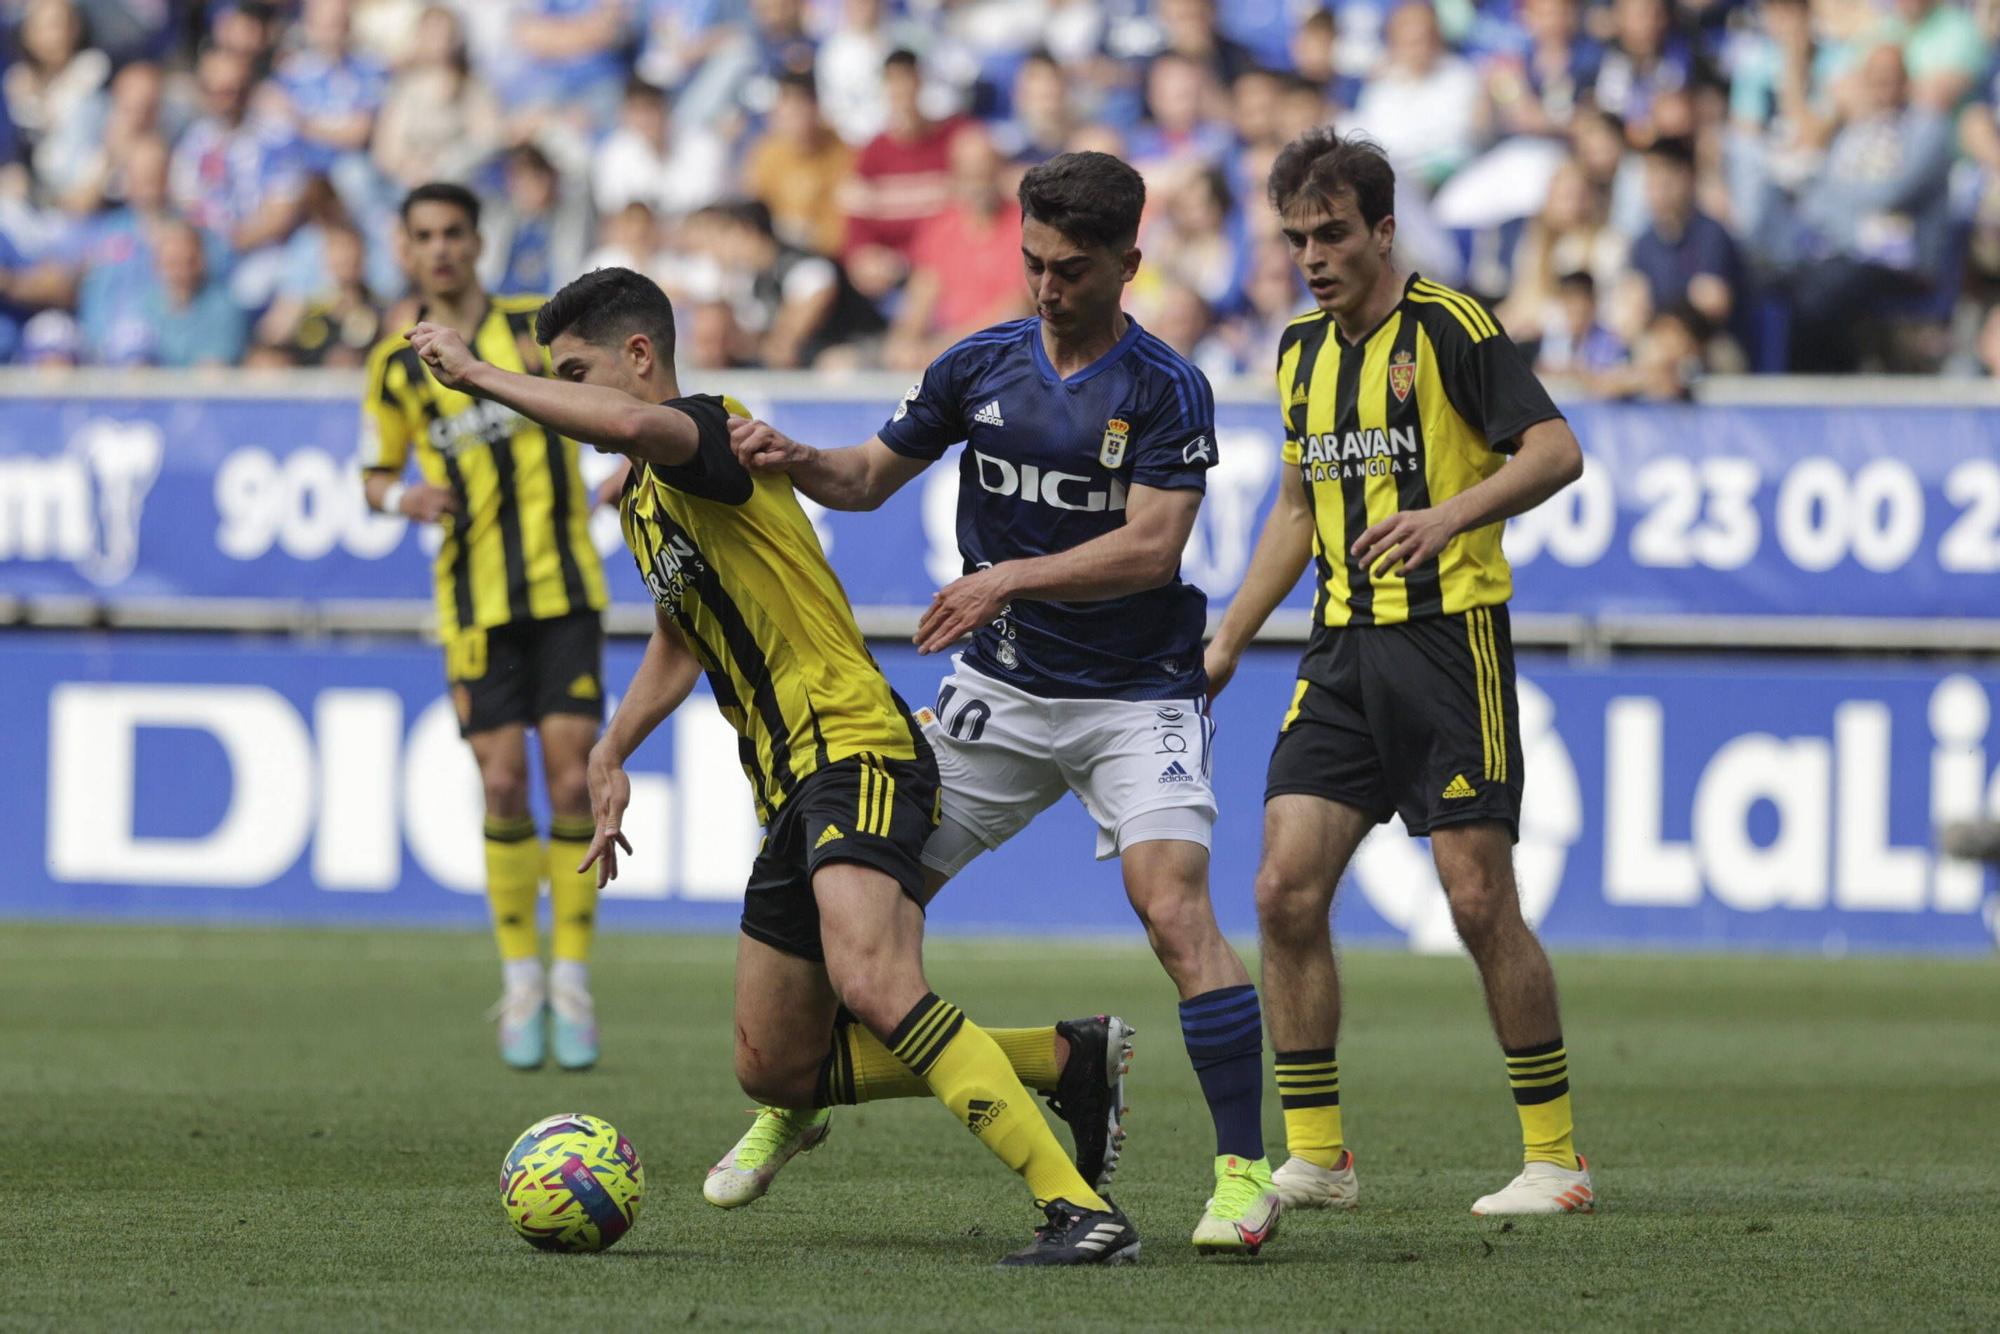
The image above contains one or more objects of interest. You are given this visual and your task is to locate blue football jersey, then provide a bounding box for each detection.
[878,316,1216,700]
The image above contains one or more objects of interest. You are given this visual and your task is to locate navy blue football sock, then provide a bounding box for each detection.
[1179,984,1266,1161]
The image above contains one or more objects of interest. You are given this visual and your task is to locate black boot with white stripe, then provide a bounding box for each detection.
[997,1198,1141,1267]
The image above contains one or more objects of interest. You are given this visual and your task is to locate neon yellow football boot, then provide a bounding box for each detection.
[1192,1154,1282,1256]
[702,1106,832,1208]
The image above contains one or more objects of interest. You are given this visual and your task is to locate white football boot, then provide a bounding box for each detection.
[1471,1155,1596,1216]
[1272,1148,1359,1210]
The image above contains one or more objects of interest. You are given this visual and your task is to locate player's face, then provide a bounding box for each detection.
[1021,217,1137,333]
[1280,190,1394,322]
[549,330,651,399]
[402,201,481,302]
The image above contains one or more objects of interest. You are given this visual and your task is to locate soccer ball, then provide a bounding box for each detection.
[500,1112,644,1252]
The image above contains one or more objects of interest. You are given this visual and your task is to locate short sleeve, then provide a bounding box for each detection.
[877,349,967,461]
[1129,357,1217,490]
[1429,303,1563,453]
[359,343,413,472]
[650,393,753,505]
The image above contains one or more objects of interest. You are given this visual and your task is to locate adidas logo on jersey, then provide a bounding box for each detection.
[966,1097,1008,1134]
[815,824,844,848]
[973,399,1005,427]
[1442,774,1477,799]
[1159,760,1193,784]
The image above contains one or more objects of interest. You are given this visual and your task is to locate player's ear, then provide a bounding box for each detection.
[1120,245,1141,285]
[1375,215,1396,261]
[625,331,651,376]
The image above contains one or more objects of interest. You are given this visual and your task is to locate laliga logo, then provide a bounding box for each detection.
[1348,676,1582,952]
[0,419,163,586]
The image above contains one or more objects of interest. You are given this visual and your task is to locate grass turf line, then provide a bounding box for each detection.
[2,924,1996,1331]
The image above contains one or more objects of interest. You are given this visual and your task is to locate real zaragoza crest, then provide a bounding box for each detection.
[1389,349,1416,402]
[1099,416,1130,468]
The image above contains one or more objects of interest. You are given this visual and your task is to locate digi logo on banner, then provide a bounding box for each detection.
[0,420,162,585]
[44,684,760,902]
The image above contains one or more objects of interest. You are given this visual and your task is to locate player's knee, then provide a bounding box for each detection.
[1445,872,1520,951]
[1132,885,1218,970]
[546,765,590,818]
[1253,860,1328,942]
[481,769,530,818]
[733,1045,816,1109]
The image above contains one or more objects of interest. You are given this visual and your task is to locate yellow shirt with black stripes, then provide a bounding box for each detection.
[1274,273,1563,629]
[360,295,608,638]
[618,393,922,825]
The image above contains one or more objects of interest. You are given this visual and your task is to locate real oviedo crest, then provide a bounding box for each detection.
[1099,417,1130,469]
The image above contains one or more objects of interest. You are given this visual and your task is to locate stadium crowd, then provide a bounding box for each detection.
[0,0,1993,388]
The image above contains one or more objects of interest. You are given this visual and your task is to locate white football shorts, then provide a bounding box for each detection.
[915,656,1218,877]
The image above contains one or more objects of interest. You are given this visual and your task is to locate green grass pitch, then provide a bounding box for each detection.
[4,923,1997,1331]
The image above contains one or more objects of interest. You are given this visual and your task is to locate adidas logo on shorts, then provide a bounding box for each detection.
[1159,760,1193,784]
[973,399,1005,427]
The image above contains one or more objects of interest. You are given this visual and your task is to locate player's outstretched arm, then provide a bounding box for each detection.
[1204,463,1315,699]
[913,483,1199,655]
[728,418,928,511]
[581,612,702,886]
[406,322,706,470]
[1350,417,1583,579]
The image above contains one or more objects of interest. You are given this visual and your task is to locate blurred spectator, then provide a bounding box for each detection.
[816,0,918,148]
[1483,0,1603,139]
[1497,158,1630,341]
[1571,103,1650,236]
[840,49,965,299]
[1290,9,1365,113]
[169,44,308,309]
[3,0,110,154]
[1789,44,1953,371]
[208,1,286,72]
[44,59,182,217]
[1627,136,1742,335]
[1591,0,1693,144]
[993,49,1075,166]
[137,219,248,367]
[1350,2,1483,188]
[78,132,218,362]
[1128,53,1233,187]
[711,199,885,368]
[743,71,853,256]
[582,200,664,276]
[481,143,592,297]
[252,219,382,366]
[1146,278,1231,375]
[682,296,749,370]
[636,0,743,108]
[593,79,728,221]
[882,127,1028,370]
[1534,270,1631,377]
[1885,0,1988,113]
[1976,304,2000,377]
[0,223,78,362]
[69,0,175,66]
[1214,235,1307,374]
[274,0,387,178]
[505,0,630,133]
[1143,166,1245,314]
[371,5,501,192]
[1724,0,1837,256]
[1152,0,1261,87]
[1602,302,1708,399]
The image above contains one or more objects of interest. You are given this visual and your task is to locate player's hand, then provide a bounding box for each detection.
[406,321,479,392]
[728,415,811,472]
[916,565,1013,655]
[400,482,460,522]
[580,745,635,888]
[1351,506,1457,579]
[1203,640,1241,701]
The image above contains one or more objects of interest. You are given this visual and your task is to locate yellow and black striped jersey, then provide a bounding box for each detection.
[619,393,922,823]
[360,295,608,636]
[1276,274,1563,628]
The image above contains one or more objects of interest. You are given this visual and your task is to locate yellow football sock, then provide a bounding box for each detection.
[1505,1039,1580,1169]
[1274,1047,1344,1168]
[483,814,541,962]
[816,1021,1066,1104]
[887,994,1107,1211]
[546,816,598,963]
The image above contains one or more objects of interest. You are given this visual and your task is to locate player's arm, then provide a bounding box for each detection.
[406,322,705,470]
[913,483,1200,655]
[1205,462,1315,698]
[359,344,459,521]
[580,611,702,886]
[728,420,930,511]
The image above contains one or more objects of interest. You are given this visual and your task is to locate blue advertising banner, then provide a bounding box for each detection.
[2,388,1995,622]
[4,633,1992,954]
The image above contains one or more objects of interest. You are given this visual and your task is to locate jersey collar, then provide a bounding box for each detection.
[1030,314,1145,387]
[1334,272,1418,348]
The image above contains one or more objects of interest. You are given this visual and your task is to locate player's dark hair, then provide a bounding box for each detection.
[400,181,480,229]
[1267,127,1395,229]
[536,266,677,363]
[1017,151,1146,251]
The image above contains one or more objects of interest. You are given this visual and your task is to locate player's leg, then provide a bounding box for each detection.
[812,858,1137,1265]
[1254,792,1372,1209]
[469,720,544,1068]
[529,611,609,1069]
[1256,650,1395,1208]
